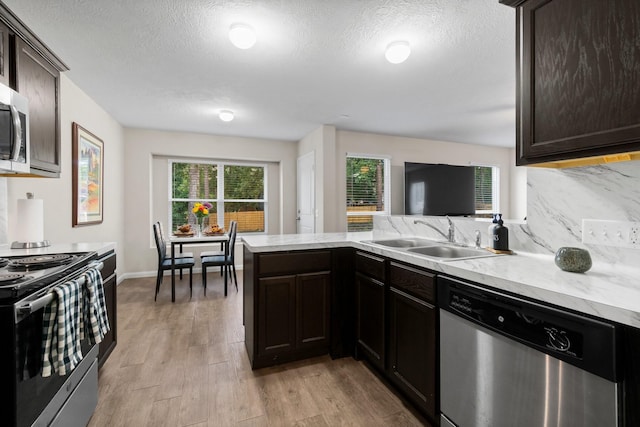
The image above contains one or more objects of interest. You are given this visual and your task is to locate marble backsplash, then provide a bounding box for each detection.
[374,160,640,268]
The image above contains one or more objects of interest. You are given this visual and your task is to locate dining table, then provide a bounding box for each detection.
[168,232,229,302]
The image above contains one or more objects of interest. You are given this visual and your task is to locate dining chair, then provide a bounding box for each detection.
[157,221,193,279]
[201,221,238,296]
[201,220,237,276]
[152,222,195,301]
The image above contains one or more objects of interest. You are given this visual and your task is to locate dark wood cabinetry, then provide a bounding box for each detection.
[15,39,61,176]
[244,248,331,369]
[0,3,67,177]
[0,21,11,87]
[97,250,117,367]
[503,0,640,166]
[355,251,386,371]
[388,262,437,419]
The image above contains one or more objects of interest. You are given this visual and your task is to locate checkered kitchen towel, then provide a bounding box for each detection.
[41,279,84,377]
[82,267,110,344]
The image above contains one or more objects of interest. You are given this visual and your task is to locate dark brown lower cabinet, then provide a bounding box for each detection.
[387,261,437,422]
[97,250,117,367]
[388,287,436,418]
[355,272,386,370]
[244,249,332,369]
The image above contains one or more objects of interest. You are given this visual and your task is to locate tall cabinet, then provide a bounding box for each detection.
[502,0,640,166]
[0,3,67,177]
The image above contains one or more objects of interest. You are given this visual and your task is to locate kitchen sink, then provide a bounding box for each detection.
[368,238,439,248]
[407,245,495,260]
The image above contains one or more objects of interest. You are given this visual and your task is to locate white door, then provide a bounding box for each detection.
[297,152,315,234]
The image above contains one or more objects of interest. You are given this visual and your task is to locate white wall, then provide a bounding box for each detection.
[334,130,517,232]
[5,75,126,273]
[123,128,298,276]
[298,125,338,233]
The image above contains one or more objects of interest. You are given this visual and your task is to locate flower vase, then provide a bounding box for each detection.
[196,220,203,237]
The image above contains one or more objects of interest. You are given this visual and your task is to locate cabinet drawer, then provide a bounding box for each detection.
[389,262,435,303]
[257,251,331,276]
[355,251,386,282]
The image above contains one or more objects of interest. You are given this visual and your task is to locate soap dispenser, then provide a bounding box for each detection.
[490,213,509,251]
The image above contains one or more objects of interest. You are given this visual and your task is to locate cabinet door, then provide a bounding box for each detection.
[355,272,385,370]
[296,271,331,350]
[15,39,61,176]
[97,251,117,367]
[0,21,11,87]
[257,275,296,358]
[98,274,117,367]
[516,0,640,165]
[388,287,436,418]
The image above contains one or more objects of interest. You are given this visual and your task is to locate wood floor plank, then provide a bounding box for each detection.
[88,273,429,426]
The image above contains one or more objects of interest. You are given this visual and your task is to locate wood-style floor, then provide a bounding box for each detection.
[88,271,429,426]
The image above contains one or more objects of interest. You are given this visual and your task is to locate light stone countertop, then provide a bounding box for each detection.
[242,233,640,329]
[0,242,116,258]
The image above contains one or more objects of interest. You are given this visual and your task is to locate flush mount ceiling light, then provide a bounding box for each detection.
[385,41,411,64]
[229,23,256,49]
[219,110,235,122]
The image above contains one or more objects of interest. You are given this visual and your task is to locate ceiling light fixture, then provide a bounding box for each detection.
[229,23,256,49]
[219,110,235,122]
[385,41,411,64]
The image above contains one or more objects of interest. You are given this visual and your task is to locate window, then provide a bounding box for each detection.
[474,165,499,214]
[170,160,266,233]
[346,155,390,231]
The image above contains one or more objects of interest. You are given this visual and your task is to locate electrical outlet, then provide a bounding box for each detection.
[582,219,640,249]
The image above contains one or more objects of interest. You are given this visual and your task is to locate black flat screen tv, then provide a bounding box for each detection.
[404,162,475,216]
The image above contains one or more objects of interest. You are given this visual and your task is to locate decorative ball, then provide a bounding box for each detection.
[554,247,592,273]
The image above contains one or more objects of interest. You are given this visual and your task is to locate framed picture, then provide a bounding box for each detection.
[72,122,104,226]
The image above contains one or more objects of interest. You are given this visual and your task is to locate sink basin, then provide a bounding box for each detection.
[407,245,496,260]
[368,238,438,248]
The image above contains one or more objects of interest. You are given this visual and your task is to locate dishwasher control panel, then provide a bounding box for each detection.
[438,275,620,382]
[448,288,582,358]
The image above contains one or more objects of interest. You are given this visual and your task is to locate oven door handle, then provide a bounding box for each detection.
[15,261,104,320]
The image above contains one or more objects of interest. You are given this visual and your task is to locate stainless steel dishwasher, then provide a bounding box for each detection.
[438,275,621,427]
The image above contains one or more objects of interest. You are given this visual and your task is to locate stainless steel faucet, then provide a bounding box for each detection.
[475,230,481,248]
[446,216,454,243]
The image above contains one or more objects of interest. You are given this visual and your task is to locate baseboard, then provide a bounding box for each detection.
[118,265,243,283]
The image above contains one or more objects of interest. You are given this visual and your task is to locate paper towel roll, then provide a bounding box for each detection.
[15,198,45,243]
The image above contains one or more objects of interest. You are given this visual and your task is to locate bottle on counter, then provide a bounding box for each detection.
[489,213,509,251]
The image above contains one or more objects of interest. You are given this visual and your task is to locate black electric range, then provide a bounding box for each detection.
[0,252,98,304]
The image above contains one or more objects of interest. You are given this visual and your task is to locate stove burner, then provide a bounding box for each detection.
[9,254,73,270]
[0,273,26,285]
[0,258,9,268]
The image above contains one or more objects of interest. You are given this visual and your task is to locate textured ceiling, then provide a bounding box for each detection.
[5,0,516,147]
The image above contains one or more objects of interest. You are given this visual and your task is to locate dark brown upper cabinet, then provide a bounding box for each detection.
[0,21,11,87]
[502,0,640,167]
[1,3,68,177]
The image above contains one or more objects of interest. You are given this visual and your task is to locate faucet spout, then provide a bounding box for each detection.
[446,215,455,243]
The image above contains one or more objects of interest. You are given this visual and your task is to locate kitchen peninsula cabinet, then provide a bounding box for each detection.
[354,251,387,371]
[244,248,331,369]
[388,262,437,419]
[0,3,67,177]
[501,0,640,166]
[97,250,117,367]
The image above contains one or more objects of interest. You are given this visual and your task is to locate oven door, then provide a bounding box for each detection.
[11,300,95,427]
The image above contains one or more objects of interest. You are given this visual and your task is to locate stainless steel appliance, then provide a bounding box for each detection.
[0,82,29,174]
[438,275,620,427]
[0,251,101,427]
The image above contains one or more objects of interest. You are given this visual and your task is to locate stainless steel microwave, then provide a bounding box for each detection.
[0,82,30,174]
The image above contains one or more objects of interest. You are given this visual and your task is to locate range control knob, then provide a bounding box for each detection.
[547,329,570,351]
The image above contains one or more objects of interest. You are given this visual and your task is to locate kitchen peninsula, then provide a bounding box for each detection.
[242,224,640,426]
